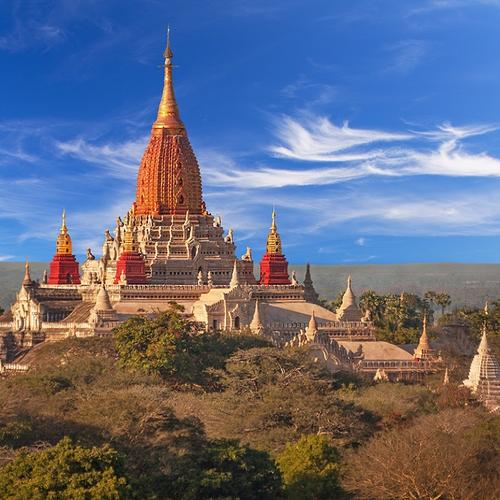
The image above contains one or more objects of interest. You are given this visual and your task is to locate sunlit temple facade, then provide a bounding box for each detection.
[0,36,440,379]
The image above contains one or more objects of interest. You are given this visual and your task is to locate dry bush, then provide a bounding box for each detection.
[338,382,436,427]
[343,408,500,500]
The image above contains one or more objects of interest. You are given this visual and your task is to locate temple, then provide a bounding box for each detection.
[463,324,500,412]
[0,34,441,381]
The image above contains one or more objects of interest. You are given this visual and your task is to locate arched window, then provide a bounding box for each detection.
[234,316,240,330]
[213,319,218,331]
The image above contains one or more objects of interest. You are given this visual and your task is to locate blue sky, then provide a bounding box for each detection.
[1,0,500,265]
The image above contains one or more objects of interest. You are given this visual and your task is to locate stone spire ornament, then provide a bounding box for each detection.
[305,310,318,341]
[89,284,118,328]
[336,275,362,322]
[22,260,32,287]
[229,260,240,288]
[250,300,264,335]
[94,284,114,312]
[303,263,319,303]
[463,323,500,411]
[414,315,436,360]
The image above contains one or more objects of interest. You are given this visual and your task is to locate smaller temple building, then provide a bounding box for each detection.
[463,324,500,412]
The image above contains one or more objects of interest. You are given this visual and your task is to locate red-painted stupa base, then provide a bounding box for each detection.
[259,253,291,285]
[114,251,147,284]
[48,255,81,284]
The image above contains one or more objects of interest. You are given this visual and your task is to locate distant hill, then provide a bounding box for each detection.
[1,262,499,311]
[293,263,500,309]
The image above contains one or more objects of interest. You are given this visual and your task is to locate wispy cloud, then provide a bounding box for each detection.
[383,39,429,75]
[270,115,412,162]
[409,0,500,16]
[56,136,148,178]
[281,77,339,107]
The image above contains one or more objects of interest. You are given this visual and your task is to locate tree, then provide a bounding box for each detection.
[359,290,385,325]
[277,434,344,500]
[211,348,374,452]
[178,439,283,499]
[435,292,452,316]
[113,308,267,386]
[343,409,500,499]
[0,437,132,499]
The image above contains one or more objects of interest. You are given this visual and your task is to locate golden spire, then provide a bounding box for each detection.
[153,27,185,134]
[61,209,67,232]
[56,209,73,255]
[266,209,283,254]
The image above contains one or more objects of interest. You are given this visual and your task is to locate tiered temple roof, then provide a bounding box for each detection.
[134,30,203,217]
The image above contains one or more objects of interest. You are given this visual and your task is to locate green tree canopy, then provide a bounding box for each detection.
[177,438,283,499]
[277,434,344,500]
[113,307,268,386]
[0,437,131,499]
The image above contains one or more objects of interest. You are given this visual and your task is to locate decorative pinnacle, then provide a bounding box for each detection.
[164,25,173,60]
[266,209,282,254]
[23,259,32,286]
[154,28,184,132]
[61,209,67,233]
[478,322,490,355]
[230,259,240,288]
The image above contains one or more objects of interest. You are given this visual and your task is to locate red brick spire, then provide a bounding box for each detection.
[259,210,291,285]
[134,30,204,216]
[48,210,81,285]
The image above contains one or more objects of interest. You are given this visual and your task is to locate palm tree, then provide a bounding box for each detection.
[435,293,451,316]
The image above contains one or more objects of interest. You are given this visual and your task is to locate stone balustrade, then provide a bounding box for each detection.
[0,361,29,373]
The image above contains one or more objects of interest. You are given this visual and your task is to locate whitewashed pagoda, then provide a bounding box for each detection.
[463,324,500,412]
[0,33,439,380]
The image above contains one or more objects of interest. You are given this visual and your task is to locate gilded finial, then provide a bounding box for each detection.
[266,209,282,254]
[56,210,73,255]
[271,208,277,230]
[164,25,173,60]
[154,28,184,133]
[61,209,67,233]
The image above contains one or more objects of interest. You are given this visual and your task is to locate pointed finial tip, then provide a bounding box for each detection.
[164,25,173,59]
